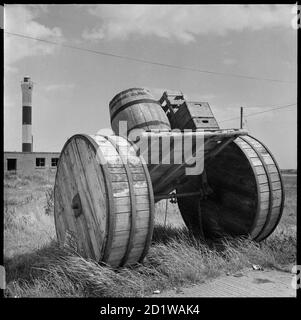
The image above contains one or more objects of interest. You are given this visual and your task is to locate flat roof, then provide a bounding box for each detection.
[4,151,60,154]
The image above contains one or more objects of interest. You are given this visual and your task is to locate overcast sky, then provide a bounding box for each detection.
[4,4,297,168]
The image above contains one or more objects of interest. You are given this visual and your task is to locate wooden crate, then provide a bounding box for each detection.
[173,101,219,130]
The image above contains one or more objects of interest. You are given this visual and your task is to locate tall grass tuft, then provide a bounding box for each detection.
[4,223,296,298]
[44,187,54,216]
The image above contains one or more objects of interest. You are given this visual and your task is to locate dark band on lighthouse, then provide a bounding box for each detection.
[22,143,32,152]
[22,106,32,125]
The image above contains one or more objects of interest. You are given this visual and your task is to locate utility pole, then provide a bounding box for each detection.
[240,106,243,129]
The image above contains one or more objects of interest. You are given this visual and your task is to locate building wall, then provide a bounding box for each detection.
[4,152,61,175]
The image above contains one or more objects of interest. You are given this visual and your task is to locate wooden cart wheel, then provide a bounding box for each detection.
[177,177,226,240]
[177,135,285,241]
[54,134,154,267]
[176,176,204,238]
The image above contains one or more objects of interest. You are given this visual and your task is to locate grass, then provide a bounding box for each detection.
[3,172,297,297]
[4,172,55,258]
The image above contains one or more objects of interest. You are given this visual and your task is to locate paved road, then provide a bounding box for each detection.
[152,269,296,297]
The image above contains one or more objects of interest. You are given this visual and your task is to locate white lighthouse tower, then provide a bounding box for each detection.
[21,76,33,152]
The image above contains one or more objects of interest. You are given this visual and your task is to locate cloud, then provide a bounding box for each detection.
[44,83,75,92]
[4,65,18,74]
[223,58,237,66]
[82,5,294,43]
[4,5,64,68]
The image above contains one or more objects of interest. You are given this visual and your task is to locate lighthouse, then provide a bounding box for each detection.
[21,76,33,152]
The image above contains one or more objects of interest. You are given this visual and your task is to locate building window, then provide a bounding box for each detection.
[51,158,59,167]
[36,158,45,167]
[7,159,17,171]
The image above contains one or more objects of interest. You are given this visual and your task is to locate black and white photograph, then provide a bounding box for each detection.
[2,3,298,303]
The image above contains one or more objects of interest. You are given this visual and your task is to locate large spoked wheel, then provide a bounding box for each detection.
[177,135,285,242]
[54,134,154,267]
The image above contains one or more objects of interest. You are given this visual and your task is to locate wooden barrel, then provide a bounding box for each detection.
[177,135,285,241]
[54,134,154,267]
[109,88,171,137]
